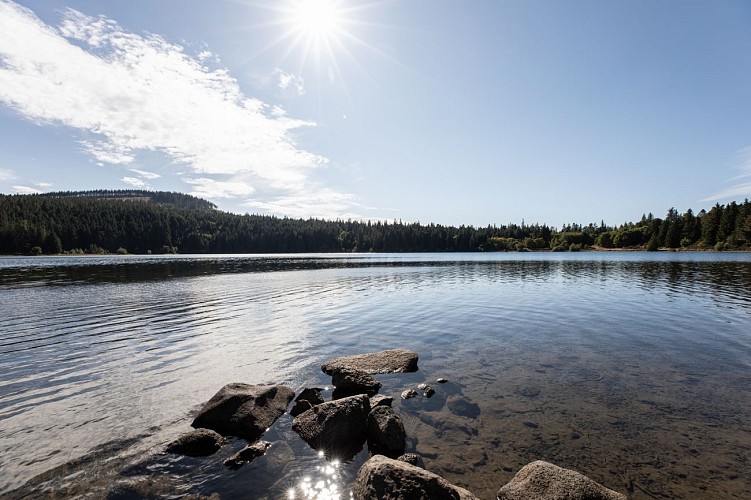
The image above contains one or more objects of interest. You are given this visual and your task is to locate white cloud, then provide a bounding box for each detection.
[12,185,41,194]
[242,188,365,220]
[34,181,53,189]
[0,168,16,181]
[183,177,255,199]
[274,68,305,96]
[128,168,160,180]
[121,176,148,188]
[0,1,327,193]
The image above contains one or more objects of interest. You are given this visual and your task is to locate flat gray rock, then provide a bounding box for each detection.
[165,428,226,457]
[331,366,382,393]
[497,461,627,500]
[352,455,479,500]
[321,349,419,375]
[191,383,294,441]
[292,394,370,460]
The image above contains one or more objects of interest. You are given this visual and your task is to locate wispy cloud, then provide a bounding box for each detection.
[121,176,148,189]
[128,168,160,180]
[274,68,305,96]
[183,177,255,199]
[0,1,362,215]
[12,185,42,194]
[242,188,366,220]
[702,148,751,202]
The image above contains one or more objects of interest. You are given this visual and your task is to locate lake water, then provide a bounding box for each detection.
[1,252,750,499]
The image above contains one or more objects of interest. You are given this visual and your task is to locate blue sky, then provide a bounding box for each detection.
[1,0,750,227]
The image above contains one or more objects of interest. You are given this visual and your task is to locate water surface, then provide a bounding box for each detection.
[1,252,750,499]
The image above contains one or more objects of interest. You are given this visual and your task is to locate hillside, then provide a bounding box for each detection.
[1,191,750,254]
[40,189,217,211]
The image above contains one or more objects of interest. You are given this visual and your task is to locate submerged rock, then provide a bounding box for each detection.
[497,461,627,500]
[331,366,382,394]
[292,394,370,459]
[321,349,419,375]
[290,387,324,417]
[165,428,226,457]
[352,455,479,500]
[448,397,481,419]
[367,405,406,457]
[437,378,448,383]
[223,440,270,469]
[191,383,294,441]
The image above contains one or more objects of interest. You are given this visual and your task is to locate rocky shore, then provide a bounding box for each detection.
[159,349,627,499]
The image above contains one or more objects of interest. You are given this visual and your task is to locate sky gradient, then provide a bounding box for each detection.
[1,0,751,228]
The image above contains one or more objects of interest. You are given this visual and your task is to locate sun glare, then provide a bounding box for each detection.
[291,0,343,39]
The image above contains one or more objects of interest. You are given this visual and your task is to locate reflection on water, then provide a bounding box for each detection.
[288,452,348,500]
[1,253,751,499]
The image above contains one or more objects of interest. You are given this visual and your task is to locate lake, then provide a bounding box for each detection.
[1,252,750,499]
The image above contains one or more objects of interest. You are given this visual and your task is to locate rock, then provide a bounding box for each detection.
[401,389,418,400]
[367,406,406,457]
[448,397,481,418]
[290,400,313,417]
[223,440,270,469]
[397,453,425,469]
[164,428,226,457]
[321,349,419,375]
[290,387,324,417]
[191,383,294,441]
[331,366,382,393]
[497,460,627,500]
[292,394,370,459]
[437,378,448,383]
[418,383,436,397]
[370,394,393,408]
[352,455,479,500]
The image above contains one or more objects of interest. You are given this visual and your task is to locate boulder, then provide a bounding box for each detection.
[321,349,419,375]
[497,461,627,500]
[164,428,226,457]
[290,387,324,417]
[191,383,294,441]
[367,405,406,457]
[331,366,382,394]
[292,394,370,459]
[223,440,270,469]
[397,453,425,469]
[369,394,393,408]
[352,455,479,500]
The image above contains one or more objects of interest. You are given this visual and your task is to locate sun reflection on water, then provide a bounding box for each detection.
[287,451,352,499]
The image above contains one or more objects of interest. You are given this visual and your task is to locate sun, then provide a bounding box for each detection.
[291,0,344,39]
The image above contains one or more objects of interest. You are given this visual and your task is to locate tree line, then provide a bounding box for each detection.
[1,191,750,255]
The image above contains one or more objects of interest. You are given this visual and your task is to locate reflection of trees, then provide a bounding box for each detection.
[2,258,750,309]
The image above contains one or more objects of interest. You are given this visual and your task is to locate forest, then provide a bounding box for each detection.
[1,190,750,255]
